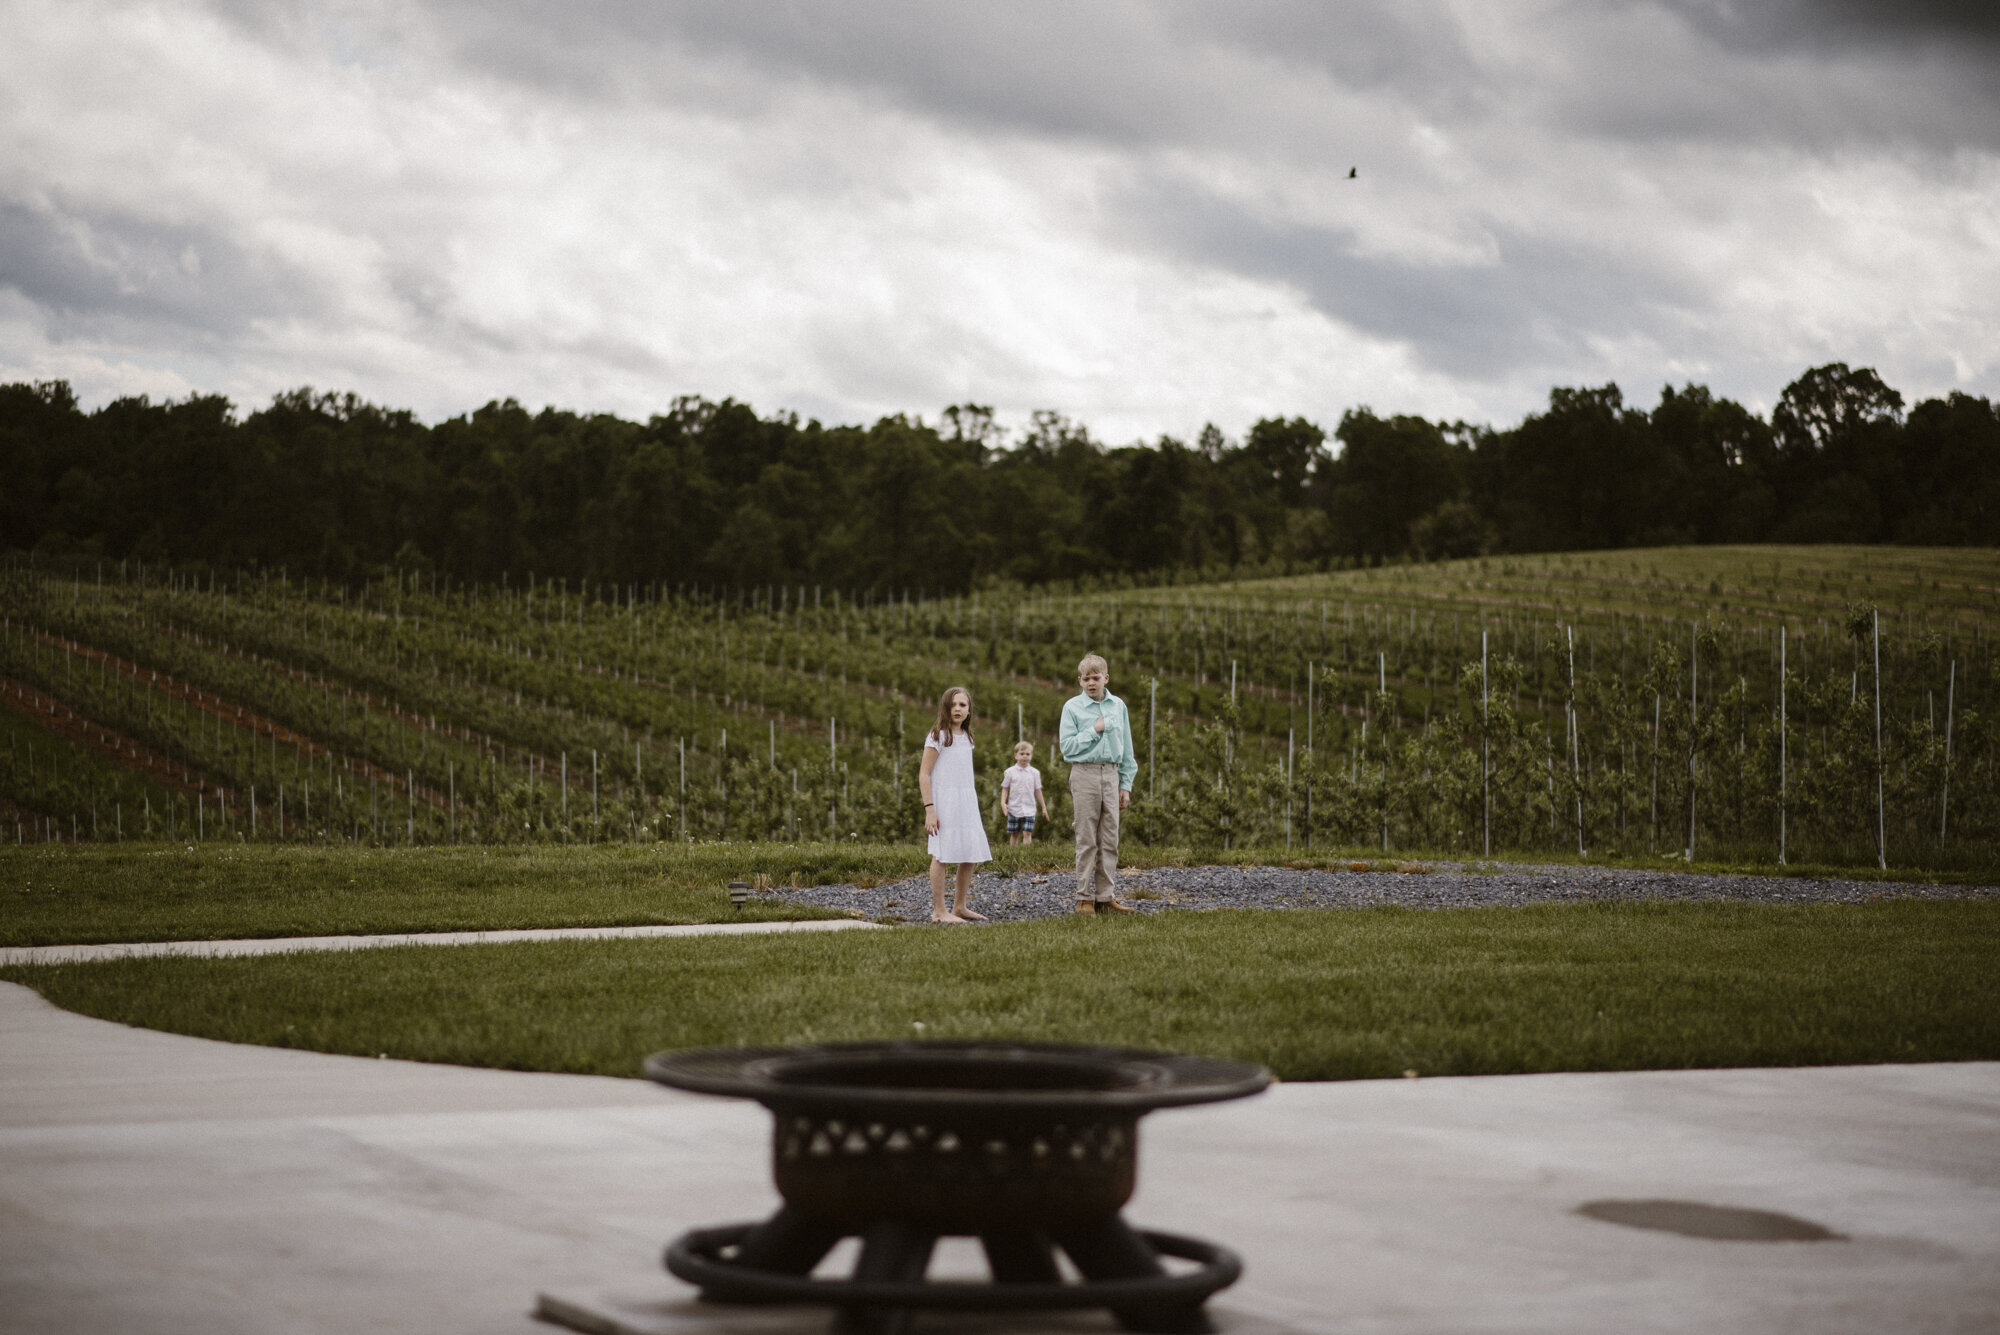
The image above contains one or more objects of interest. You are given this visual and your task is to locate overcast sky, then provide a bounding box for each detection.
[3,0,1997,444]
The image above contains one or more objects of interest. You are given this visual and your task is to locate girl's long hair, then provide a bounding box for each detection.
[931,686,973,746]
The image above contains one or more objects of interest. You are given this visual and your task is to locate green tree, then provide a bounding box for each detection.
[1326,409,1463,558]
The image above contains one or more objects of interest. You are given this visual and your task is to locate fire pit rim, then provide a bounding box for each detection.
[643,1040,1270,1115]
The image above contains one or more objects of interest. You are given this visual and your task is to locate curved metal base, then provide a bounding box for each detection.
[666,1210,1239,1334]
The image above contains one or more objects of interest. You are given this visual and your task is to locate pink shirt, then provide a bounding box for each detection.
[1000,763,1043,817]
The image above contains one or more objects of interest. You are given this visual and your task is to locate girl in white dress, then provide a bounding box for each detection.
[919,685,992,923]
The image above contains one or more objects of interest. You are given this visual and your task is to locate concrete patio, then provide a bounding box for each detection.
[2,978,1994,1333]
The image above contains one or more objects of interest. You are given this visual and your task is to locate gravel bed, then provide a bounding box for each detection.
[778,862,1997,924]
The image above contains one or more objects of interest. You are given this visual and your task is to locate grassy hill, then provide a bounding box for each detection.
[3,546,1995,869]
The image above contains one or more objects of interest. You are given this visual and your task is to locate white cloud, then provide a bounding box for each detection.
[0,0,1995,441]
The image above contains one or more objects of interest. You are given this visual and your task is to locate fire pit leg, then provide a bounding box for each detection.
[833,1220,937,1335]
[980,1227,1064,1284]
[732,1205,844,1276]
[1054,1217,1217,1335]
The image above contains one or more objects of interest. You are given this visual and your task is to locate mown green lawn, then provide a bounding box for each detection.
[6,840,1984,948]
[0,842,877,945]
[8,900,1995,1082]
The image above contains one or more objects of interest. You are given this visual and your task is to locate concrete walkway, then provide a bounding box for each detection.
[0,917,878,967]
[1,979,1995,1334]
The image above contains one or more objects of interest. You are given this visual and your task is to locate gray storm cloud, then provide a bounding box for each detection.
[0,200,317,337]
[1117,181,1705,381]
[425,1,2000,150]
[1,0,1995,433]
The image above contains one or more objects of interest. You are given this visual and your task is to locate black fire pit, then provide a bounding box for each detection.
[645,1041,1270,1335]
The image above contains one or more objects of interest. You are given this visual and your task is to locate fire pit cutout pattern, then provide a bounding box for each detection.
[646,1041,1270,1334]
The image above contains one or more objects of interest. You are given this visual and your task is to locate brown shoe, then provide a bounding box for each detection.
[1101,899,1137,914]
[1074,900,1096,916]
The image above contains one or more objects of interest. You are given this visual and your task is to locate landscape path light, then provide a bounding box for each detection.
[729,880,750,910]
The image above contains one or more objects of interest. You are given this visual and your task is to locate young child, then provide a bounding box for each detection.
[999,741,1051,846]
[1059,653,1137,914]
[919,685,992,923]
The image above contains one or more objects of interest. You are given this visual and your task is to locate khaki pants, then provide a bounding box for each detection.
[1070,762,1122,902]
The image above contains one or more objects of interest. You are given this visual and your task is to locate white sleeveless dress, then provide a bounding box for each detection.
[926,731,992,864]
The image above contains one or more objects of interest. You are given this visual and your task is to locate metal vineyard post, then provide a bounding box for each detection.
[1480,631,1490,857]
[1686,622,1697,862]
[1873,610,1885,870]
[1942,659,1956,847]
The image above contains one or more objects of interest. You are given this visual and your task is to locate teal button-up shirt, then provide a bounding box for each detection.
[1059,691,1137,791]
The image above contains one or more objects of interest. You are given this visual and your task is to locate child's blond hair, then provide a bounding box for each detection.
[1077,653,1108,677]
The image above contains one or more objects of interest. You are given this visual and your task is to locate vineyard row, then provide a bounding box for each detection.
[1,563,1993,867]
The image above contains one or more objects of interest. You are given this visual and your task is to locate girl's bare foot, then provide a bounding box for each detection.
[931,910,967,924]
[954,906,988,921]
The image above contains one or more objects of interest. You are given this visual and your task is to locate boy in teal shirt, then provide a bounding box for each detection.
[1060,653,1137,914]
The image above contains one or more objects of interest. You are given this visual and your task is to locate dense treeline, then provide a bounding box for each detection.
[6,364,1997,591]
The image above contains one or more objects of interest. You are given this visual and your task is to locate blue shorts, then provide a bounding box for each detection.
[1006,815,1037,835]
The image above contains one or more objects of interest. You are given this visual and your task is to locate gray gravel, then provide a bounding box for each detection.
[779,861,1997,924]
